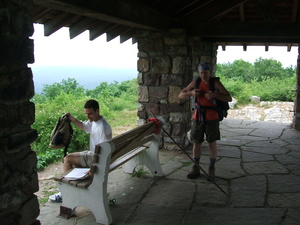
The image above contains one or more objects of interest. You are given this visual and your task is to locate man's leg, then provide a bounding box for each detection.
[187,142,202,179]
[193,142,202,164]
[49,152,82,202]
[208,141,217,181]
[63,152,81,172]
[208,141,217,159]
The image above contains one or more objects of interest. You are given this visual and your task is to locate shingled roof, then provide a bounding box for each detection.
[31,0,300,50]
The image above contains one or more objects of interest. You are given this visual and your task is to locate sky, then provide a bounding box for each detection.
[31,23,298,69]
[31,24,138,69]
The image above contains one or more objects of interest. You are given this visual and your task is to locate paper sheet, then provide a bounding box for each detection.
[64,168,90,180]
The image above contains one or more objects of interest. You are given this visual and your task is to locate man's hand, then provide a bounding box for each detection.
[84,169,92,178]
[65,113,75,122]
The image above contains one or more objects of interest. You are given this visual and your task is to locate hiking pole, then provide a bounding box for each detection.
[149,110,230,199]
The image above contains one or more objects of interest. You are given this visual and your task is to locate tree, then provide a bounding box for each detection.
[253,57,285,81]
[41,78,85,99]
[217,60,253,82]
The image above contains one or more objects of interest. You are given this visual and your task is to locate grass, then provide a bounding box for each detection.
[38,186,58,206]
[107,110,138,137]
[131,166,149,178]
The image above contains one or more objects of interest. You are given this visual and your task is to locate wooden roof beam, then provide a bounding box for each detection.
[32,7,52,21]
[187,22,300,38]
[181,0,249,22]
[265,44,269,51]
[254,0,279,22]
[205,36,300,44]
[221,43,226,51]
[44,12,78,36]
[239,3,245,22]
[69,17,97,39]
[106,26,130,42]
[33,0,173,31]
[291,0,299,22]
[120,32,135,43]
[89,22,118,41]
[177,0,213,18]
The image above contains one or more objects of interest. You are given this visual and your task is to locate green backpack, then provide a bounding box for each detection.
[49,115,73,157]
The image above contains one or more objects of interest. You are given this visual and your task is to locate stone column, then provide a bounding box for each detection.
[0,0,40,224]
[136,30,217,149]
[293,46,300,130]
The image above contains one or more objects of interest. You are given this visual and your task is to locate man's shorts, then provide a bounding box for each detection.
[79,150,95,167]
[190,119,220,143]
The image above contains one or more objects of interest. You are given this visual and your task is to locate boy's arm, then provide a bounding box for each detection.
[211,80,232,102]
[66,113,84,130]
[179,80,197,99]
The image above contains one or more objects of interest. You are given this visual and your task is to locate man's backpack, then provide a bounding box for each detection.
[49,115,73,157]
[195,77,229,121]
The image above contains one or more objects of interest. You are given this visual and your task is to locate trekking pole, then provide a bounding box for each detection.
[150,110,230,199]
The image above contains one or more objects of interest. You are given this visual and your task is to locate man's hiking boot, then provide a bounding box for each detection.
[207,166,215,182]
[187,164,200,179]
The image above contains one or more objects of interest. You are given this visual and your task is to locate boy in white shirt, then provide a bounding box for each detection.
[49,99,112,202]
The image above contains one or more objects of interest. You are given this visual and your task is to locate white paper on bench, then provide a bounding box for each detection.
[64,168,90,180]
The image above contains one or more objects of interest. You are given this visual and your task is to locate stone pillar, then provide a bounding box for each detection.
[0,0,40,224]
[136,30,217,149]
[293,46,300,130]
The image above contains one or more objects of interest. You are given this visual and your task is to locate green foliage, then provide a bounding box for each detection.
[32,78,138,170]
[217,60,254,82]
[216,58,296,104]
[32,60,296,170]
[131,166,149,178]
[40,78,85,101]
[253,57,286,81]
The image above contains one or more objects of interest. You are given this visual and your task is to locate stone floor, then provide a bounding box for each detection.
[38,118,300,225]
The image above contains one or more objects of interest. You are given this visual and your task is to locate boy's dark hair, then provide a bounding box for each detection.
[84,99,99,111]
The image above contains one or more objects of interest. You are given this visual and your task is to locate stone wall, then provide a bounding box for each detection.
[136,30,217,149]
[293,47,300,129]
[0,0,40,224]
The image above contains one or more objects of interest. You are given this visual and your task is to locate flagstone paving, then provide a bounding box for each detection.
[38,119,300,225]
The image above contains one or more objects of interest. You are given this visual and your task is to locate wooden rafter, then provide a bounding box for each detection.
[254,0,279,22]
[181,0,249,22]
[239,3,245,22]
[31,0,300,47]
[33,0,173,31]
[69,17,98,39]
[44,12,79,36]
[291,0,299,22]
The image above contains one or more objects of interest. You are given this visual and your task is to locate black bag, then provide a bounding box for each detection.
[49,115,73,156]
[195,77,229,121]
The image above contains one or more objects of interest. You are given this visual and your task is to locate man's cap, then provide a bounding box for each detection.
[198,62,212,71]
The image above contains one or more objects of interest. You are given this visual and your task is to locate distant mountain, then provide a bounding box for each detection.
[31,66,137,93]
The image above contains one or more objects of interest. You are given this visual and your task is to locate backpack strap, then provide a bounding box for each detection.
[194,77,220,122]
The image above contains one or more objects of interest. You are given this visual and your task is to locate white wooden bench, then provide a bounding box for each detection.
[53,120,163,225]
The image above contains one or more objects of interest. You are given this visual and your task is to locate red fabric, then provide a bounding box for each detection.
[192,80,219,121]
[147,118,161,134]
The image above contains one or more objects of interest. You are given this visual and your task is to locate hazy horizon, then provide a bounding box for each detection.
[31,66,137,93]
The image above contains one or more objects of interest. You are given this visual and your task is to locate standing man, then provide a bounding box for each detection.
[179,63,232,181]
[49,99,112,202]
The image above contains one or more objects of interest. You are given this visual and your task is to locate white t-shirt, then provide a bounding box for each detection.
[82,117,112,153]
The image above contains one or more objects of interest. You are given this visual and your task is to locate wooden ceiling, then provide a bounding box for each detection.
[31,0,300,50]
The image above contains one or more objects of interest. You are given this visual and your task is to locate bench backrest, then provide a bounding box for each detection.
[109,121,156,162]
